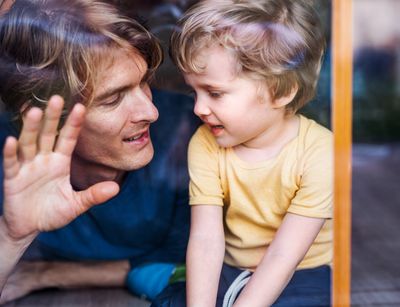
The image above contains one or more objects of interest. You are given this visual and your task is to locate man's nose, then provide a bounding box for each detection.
[128,88,159,123]
[193,96,211,117]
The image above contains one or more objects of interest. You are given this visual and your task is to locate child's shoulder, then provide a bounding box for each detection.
[298,115,332,154]
[299,115,332,142]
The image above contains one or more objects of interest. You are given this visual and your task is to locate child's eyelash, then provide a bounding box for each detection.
[186,90,223,100]
[209,92,223,98]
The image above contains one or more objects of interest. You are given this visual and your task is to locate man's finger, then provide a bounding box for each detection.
[54,103,86,156]
[3,136,20,179]
[75,182,120,215]
[39,95,64,153]
[18,108,43,161]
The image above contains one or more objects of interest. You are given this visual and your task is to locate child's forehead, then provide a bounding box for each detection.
[185,45,263,87]
[192,43,240,75]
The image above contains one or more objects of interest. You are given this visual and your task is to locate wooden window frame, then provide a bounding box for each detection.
[332,0,353,306]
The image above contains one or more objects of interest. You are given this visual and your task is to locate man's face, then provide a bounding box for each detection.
[72,49,159,175]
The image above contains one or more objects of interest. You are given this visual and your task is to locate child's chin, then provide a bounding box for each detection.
[215,137,238,149]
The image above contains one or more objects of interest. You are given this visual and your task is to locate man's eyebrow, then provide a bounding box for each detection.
[94,84,131,102]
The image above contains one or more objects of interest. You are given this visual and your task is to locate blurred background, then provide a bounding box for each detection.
[1,0,399,306]
[351,0,400,306]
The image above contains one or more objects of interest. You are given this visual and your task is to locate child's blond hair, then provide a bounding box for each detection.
[170,0,325,113]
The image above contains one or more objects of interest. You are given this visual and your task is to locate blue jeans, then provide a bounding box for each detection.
[151,263,331,307]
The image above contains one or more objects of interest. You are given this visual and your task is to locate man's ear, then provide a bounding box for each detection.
[273,85,298,109]
[20,102,30,115]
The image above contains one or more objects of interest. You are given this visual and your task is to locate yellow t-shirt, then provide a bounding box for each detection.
[188,115,333,270]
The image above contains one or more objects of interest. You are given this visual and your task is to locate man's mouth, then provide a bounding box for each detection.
[123,130,149,143]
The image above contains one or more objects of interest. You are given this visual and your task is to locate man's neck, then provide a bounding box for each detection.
[70,156,126,191]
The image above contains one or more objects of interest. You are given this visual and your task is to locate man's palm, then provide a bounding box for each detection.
[2,96,119,240]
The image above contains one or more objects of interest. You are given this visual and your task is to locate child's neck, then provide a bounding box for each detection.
[233,114,300,163]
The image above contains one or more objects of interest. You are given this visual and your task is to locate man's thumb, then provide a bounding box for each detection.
[77,182,119,212]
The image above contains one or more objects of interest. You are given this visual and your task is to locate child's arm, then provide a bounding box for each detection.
[233,213,325,307]
[186,205,225,307]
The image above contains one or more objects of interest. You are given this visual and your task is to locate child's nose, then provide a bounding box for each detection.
[193,98,211,117]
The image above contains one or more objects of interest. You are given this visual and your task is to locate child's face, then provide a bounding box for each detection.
[184,45,287,149]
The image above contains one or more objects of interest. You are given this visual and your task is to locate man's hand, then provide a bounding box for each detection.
[2,95,120,240]
[0,96,119,293]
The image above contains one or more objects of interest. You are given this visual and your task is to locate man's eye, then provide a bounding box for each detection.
[103,93,122,106]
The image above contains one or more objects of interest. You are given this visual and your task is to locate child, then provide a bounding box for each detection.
[154,0,332,306]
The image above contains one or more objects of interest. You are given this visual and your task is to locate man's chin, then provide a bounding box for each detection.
[124,146,154,171]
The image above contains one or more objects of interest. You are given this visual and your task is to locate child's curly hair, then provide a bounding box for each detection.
[170,0,325,113]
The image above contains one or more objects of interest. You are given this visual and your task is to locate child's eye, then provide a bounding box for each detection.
[209,92,223,99]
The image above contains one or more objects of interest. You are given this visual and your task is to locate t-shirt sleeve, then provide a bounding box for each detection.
[287,126,333,218]
[188,126,224,206]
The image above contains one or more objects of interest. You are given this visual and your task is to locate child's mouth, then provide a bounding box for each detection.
[210,125,224,136]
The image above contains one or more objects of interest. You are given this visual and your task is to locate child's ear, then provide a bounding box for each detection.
[273,85,298,109]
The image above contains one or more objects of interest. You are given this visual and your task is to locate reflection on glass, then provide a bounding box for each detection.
[0,0,338,304]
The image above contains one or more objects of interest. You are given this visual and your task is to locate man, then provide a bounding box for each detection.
[0,0,198,303]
